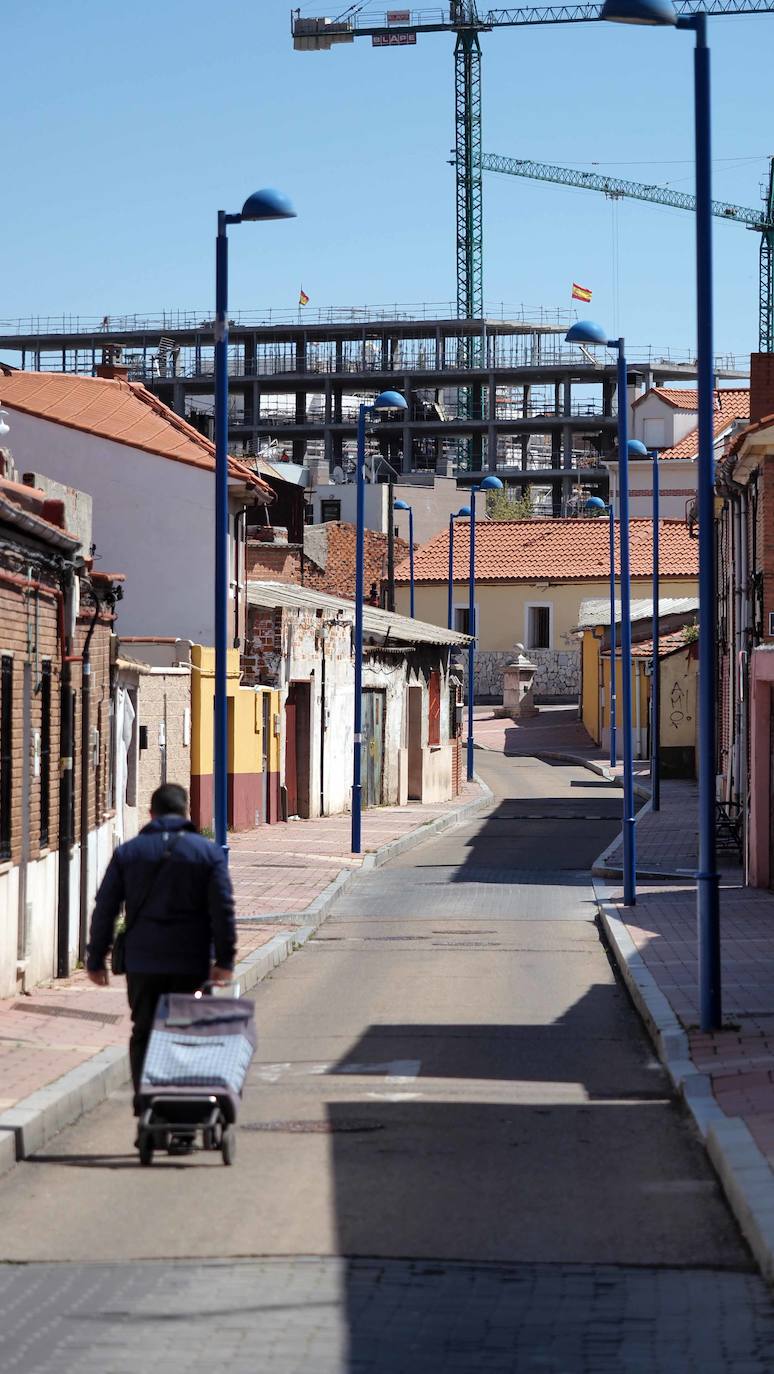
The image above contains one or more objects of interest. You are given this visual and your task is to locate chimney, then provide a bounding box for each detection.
[749,353,774,424]
[94,362,130,382]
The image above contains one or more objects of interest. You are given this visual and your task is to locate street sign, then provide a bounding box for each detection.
[372,30,416,45]
[386,9,411,20]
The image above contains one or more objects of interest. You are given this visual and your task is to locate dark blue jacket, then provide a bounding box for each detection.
[86,815,236,978]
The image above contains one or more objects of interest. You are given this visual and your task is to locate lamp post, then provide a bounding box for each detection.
[394,499,415,616]
[585,494,618,768]
[352,390,408,854]
[466,475,503,781]
[600,0,721,1037]
[651,446,661,811]
[567,321,636,905]
[448,505,472,629]
[214,189,295,855]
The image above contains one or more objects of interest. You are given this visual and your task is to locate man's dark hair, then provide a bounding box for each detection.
[150,783,188,818]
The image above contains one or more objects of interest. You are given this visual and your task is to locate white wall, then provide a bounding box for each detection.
[631,395,697,451]
[3,409,239,642]
[607,458,698,521]
[0,817,114,998]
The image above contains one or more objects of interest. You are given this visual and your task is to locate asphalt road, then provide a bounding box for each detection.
[4,752,774,1373]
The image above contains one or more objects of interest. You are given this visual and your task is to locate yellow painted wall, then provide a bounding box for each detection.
[581,629,602,741]
[661,647,697,748]
[190,644,280,779]
[582,628,658,756]
[397,578,699,651]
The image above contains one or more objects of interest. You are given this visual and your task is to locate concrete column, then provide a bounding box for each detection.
[402,376,412,473]
[487,424,498,472]
[324,381,333,470]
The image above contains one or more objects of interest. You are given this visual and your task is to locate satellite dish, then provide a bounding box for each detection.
[332,465,345,484]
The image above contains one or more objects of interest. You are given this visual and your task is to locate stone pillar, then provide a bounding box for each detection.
[500,646,538,720]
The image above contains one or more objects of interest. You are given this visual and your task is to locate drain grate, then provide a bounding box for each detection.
[12,1002,123,1025]
[242,1119,384,1135]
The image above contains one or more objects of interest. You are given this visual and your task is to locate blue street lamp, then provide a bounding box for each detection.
[214,189,295,854]
[352,390,408,854]
[586,494,619,769]
[650,446,661,812]
[567,320,636,905]
[601,0,721,1043]
[466,475,503,781]
[448,505,471,629]
[394,499,415,617]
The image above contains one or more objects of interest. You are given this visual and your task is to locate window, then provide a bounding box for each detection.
[643,417,666,449]
[39,662,51,849]
[454,607,473,636]
[526,604,551,650]
[428,671,441,746]
[320,499,341,523]
[0,656,12,861]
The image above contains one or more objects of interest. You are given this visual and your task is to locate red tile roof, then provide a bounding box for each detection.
[0,369,273,497]
[635,387,699,411]
[396,518,698,585]
[648,389,749,462]
[628,628,696,659]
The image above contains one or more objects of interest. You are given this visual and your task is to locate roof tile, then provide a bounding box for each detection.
[651,389,749,462]
[0,369,273,496]
[397,517,698,584]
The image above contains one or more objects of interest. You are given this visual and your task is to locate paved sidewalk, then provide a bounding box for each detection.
[597,776,774,1273]
[0,781,484,1132]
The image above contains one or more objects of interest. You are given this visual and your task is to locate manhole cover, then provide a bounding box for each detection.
[242,1119,384,1135]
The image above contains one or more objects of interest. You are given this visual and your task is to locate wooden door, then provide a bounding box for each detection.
[362,689,385,808]
[284,700,297,818]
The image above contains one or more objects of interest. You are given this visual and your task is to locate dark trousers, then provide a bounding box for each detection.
[127,972,202,1102]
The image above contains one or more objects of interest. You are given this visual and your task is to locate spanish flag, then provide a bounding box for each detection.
[298,287,309,307]
[572,283,592,303]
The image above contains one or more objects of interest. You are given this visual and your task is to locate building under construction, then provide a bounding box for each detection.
[0,304,749,514]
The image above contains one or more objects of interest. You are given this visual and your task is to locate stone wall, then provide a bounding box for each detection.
[471,647,580,703]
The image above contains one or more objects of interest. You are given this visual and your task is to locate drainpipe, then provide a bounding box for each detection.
[57,571,80,978]
[731,489,743,805]
[78,594,101,961]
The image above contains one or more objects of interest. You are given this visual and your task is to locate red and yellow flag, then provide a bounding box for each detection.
[298,287,309,307]
[571,283,592,303]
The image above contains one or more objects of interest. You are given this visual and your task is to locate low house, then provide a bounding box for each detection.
[579,597,699,773]
[113,638,193,842]
[395,518,699,703]
[243,581,469,818]
[715,353,774,885]
[616,386,749,520]
[246,521,408,603]
[0,473,122,996]
[0,366,287,642]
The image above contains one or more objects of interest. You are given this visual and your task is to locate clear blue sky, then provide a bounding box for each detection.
[2,1,773,358]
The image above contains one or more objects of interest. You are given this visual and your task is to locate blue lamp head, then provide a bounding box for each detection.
[456,505,472,518]
[374,390,408,411]
[628,440,649,457]
[600,0,677,23]
[479,475,503,492]
[566,320,609,347]
[241,188,297,221]
[585,496,608,515]
[394,498,411,512]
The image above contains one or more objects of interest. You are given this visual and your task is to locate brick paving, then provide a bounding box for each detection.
[0,784,481,1124]
[4,1256,774,1374]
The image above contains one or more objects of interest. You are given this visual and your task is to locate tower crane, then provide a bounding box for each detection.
[481,151,774,350]
[293,2,774,324]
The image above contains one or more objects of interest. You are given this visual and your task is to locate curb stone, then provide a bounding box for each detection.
[593,875,774,1283]
[0,778,492,1175]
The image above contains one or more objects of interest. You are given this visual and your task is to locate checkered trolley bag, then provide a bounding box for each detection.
[136,992,257,1166]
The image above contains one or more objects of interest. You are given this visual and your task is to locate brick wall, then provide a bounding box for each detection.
[303,523,408,602]
[750,353,774,425]
[242,607,284,687]
[0,569,115,868]
[246,541,302,583]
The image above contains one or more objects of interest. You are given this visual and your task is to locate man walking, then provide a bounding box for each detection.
[86,783,236,1102]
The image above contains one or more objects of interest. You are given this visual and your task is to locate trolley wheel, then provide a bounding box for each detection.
[221,1125,236,1166]
[138,1132,154,1167]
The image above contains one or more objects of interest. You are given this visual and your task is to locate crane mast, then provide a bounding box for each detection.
[292,3,774,327]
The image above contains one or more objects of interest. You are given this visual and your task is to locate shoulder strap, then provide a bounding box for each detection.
[124,831,184,935]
